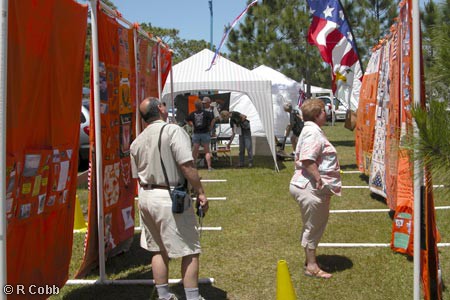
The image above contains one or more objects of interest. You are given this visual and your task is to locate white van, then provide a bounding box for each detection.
[318,96,352,122]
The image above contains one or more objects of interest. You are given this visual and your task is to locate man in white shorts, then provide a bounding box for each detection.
[130,97,209,300]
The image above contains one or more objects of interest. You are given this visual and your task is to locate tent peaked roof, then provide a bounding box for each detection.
[162,49,279,171]
[252,65,300,87]
[164,49,270,92]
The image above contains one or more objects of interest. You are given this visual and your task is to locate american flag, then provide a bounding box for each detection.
[306,0,363,109]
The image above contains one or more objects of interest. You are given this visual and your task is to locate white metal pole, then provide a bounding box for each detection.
[133,28,141,135]
[330,90,335,126]
[66,278,215,285]
[90,0,106,282]
[169,57,175,122]
[0,0,8,298]
[412,0,422,299]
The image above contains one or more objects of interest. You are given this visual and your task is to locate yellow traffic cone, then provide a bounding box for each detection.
[276,260,297,300]
[73,194,87,232]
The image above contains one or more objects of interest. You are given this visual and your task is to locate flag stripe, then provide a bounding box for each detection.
[339,48,359,68]
[306,0,363,109]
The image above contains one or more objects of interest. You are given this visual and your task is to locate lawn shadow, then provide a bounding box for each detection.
[105,233,152,274]
[340,163,358,170]
[172,283,228,300]
[274,158,292,171]
[68,233,228,299]
[79,233,152,279]
[359,173,369,184]
[331,140,355,147]
[317,254,353,273]
[370,192,387,206]
[62,283,227,300]
[62,284,157,300]
[207,153,282,171]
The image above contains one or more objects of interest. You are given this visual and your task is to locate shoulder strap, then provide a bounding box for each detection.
[158,124,171,191]
[158,124,188,190]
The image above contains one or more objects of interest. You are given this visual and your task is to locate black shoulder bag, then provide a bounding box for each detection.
[158,124,189,213]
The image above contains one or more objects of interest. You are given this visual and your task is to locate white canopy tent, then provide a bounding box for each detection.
[161,49,279,171]
[218,65,306,139]
[251,65,303,137]
[217,92,264,139]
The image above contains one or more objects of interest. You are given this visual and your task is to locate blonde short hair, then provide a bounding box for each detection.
[301,98,325,122]
[220,110,230,121]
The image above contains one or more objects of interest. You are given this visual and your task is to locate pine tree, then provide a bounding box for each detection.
[226,0,330,89]
[411,1,450,197]
[225,0,398,89]
[421,0,450,102]
[138,24,211,65]
[340,0,397,64]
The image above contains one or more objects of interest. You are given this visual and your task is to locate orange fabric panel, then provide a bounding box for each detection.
[384,25,401,210]
[354,49,380,174]
[148,43,172,99]
[390,1,441,298]
[421,170,442,299]
[149,44,160,97]
[391,0,415,254]
[160,46,172,89]
[188,95,199,114]
[137,36,156,102]
[76,6,136,278]
[390,149,414,255]
[6,0,88,297]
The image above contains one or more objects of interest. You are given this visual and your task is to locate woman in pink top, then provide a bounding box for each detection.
[289,98,341,279]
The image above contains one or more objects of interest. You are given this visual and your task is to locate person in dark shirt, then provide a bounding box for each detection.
[227,111,253,167]
[186,99,215,171]
[284,102,304,155]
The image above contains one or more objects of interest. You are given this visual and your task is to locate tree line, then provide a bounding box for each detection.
[82,0,449,104]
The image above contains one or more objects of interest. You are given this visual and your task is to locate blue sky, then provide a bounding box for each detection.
[112,0,251,50]
[111,0,427,51]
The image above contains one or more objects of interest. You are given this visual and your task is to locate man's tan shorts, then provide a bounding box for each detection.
[138,187,201,258]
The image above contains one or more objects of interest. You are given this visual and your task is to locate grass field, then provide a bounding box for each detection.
[54,122,450,299]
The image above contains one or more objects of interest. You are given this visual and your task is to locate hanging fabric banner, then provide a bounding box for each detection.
[136,35,156,102]
[6,0,88,297]
[369,39,391,198]
[149,43,160,98]
[354,47,381,174]
[160,46,172,91]
[390,1,441,298]
[75,5,136,278]
[391,0,415,255]
[384,24,401,210]
[421,170,442,299]
[148,43,172,98]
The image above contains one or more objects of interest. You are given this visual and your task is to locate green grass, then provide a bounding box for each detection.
[54,122,450,299]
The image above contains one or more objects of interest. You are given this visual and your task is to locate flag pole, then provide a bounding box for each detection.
[337,0,365,75]
[412,0,422,299]
[336,0,363,114]
[209,0,213,51]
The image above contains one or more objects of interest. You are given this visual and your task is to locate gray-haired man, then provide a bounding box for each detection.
[130,97,208,300]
